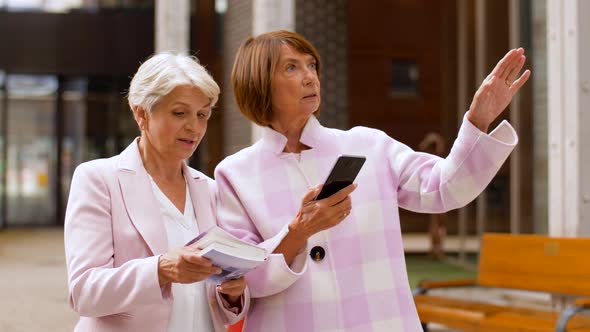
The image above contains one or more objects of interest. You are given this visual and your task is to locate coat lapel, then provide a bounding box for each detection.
[183,163,216,233]
[116,139,168,255]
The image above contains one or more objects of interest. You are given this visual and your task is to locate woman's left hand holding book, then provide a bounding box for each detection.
[157,245,222,285]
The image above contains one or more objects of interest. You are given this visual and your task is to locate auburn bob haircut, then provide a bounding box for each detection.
[231,30,321,126]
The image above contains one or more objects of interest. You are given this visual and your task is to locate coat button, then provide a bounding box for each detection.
[310,246,326,262]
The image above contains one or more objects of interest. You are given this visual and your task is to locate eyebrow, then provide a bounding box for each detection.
[171,101,212,109]
[281,56,316,64]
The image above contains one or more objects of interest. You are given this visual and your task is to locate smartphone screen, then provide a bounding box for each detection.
[315,155,366,200]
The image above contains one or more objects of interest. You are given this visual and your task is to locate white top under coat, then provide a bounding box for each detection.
[148,174,214,332]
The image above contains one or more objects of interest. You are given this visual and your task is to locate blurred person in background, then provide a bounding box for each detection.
[419,132,447,260]
[215,30,530,331]
[64,53,249,332]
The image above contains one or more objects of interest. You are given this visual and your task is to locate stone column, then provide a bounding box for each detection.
[155,0,190,54]
[547,0,590,236]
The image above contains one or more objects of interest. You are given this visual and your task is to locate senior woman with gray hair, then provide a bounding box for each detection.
[64,53,249,332]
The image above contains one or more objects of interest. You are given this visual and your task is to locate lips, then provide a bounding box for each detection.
[178,138,196,145]
[303,93,318,99]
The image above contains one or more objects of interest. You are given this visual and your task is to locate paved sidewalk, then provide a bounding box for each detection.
[0,228,77,332]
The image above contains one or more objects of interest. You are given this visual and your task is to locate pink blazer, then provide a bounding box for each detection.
[64,139,248,331]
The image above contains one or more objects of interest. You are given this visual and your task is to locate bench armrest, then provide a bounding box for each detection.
[556,299,590,332]
[413,278,477,296]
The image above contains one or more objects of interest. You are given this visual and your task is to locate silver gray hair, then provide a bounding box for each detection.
[127,52,220,113]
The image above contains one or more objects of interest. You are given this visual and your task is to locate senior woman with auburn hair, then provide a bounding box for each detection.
[215,30,530,331]
[64,53,249,332]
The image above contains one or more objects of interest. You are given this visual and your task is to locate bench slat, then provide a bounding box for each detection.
[478,233,590,296]
[416,294,590,332]
[480,312,590,332]
[417,304,482,331]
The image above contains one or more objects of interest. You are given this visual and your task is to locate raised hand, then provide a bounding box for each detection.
[467,48,531,133]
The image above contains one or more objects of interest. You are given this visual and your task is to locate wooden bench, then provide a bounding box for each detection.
[413,233,590,332]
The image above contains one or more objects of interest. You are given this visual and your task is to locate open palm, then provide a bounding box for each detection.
[468,48,531,132]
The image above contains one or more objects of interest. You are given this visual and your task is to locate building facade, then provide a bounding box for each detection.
[2,0,589,240]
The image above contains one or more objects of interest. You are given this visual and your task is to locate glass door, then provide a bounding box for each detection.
[5,74,57,226]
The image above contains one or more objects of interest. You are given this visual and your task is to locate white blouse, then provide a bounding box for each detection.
[148,174,214,332]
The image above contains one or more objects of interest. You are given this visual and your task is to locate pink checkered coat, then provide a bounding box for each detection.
[215,114,517,331]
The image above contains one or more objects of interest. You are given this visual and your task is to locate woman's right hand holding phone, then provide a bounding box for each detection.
[290,184,357,239]
[274,184,357,265]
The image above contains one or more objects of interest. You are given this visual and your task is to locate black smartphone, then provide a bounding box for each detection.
[315,155,366,200]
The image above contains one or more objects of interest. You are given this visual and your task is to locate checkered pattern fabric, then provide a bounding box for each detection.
[215,114,517,332]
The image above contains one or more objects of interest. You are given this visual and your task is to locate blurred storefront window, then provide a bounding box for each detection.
[61,78,87,211]
[0,74,136,226]
[6,74,57,225]
[0,0,217,227]
[1,0,153,12]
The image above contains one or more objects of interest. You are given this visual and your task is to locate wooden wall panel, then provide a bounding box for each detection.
[348,0,457,232]
[348,0,449,149]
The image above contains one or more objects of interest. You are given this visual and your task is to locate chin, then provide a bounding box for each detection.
[175,150,196,162]
[306,107,319,117]
[183,151,197,161]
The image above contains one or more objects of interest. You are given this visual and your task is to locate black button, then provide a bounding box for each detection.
[310,246,326,262]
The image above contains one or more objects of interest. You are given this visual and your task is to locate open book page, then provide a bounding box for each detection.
[186,226,268,283]
[187,227,257,251]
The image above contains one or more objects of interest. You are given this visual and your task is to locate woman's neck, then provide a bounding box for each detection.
[138,137,183,182]
[271,116,311,154]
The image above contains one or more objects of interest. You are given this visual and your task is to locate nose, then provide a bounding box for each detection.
[303,67,318,86]
[184,114,199,132]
